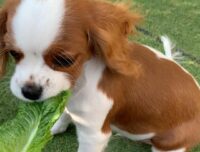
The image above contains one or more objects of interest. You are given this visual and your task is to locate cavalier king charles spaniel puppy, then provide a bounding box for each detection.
[0,0,200,152]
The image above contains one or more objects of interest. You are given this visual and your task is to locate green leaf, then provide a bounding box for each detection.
[0,91,71,152]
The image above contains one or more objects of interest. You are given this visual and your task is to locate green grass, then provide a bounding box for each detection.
[0,0,200,151]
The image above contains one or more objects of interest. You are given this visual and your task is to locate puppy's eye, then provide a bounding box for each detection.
[52,55,74,68]
[9,50,23,62]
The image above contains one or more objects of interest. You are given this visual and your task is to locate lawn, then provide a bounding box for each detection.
[0,0,200,152]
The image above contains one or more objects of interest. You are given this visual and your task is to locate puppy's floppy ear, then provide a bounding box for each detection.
[0,8,8,78]
[87,1,141,75]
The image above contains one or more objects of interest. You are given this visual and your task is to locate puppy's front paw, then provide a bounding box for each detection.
[51,119,68,135]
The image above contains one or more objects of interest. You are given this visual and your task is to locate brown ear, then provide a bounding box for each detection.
[87,1,141,75]
[0,8,8,78]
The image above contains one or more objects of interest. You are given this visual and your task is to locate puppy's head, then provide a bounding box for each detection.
[0,0,140,102]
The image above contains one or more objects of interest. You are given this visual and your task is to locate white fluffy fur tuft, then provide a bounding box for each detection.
[161,35,174,59]
[161,36,184,61]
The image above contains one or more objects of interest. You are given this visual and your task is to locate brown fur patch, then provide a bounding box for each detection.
[0,0,21,77]
[99,43,200,150]
[87,0,141,76]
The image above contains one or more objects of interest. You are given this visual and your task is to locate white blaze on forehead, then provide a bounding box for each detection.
[12,0,66,53]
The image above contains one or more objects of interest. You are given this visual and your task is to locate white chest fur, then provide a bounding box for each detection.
[68,58,113,130]
[66,59,114,152]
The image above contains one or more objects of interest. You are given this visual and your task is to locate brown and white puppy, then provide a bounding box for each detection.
[0,0,200,152]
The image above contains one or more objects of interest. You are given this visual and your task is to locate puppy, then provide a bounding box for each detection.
[0,0,200,152]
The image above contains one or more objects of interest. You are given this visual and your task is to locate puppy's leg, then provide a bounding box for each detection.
[76,125,111,152]
[152,147,186,152]
[51,108,72,135]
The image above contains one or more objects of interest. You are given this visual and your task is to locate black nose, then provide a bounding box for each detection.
[22,84,43,100]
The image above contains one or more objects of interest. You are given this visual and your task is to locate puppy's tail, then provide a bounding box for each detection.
[161,35,173,59]
[161,35,183,61]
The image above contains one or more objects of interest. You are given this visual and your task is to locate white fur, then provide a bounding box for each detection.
[12,0,66,52]
[161,36,183,61]
[111,126,155,141]
[10,0,70,101]
[144,36,174,60]
[152,147,185,152]
[52,58,113,152]
[69,59,113,152]
[161,36,173,59]
[51,108,72,134]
